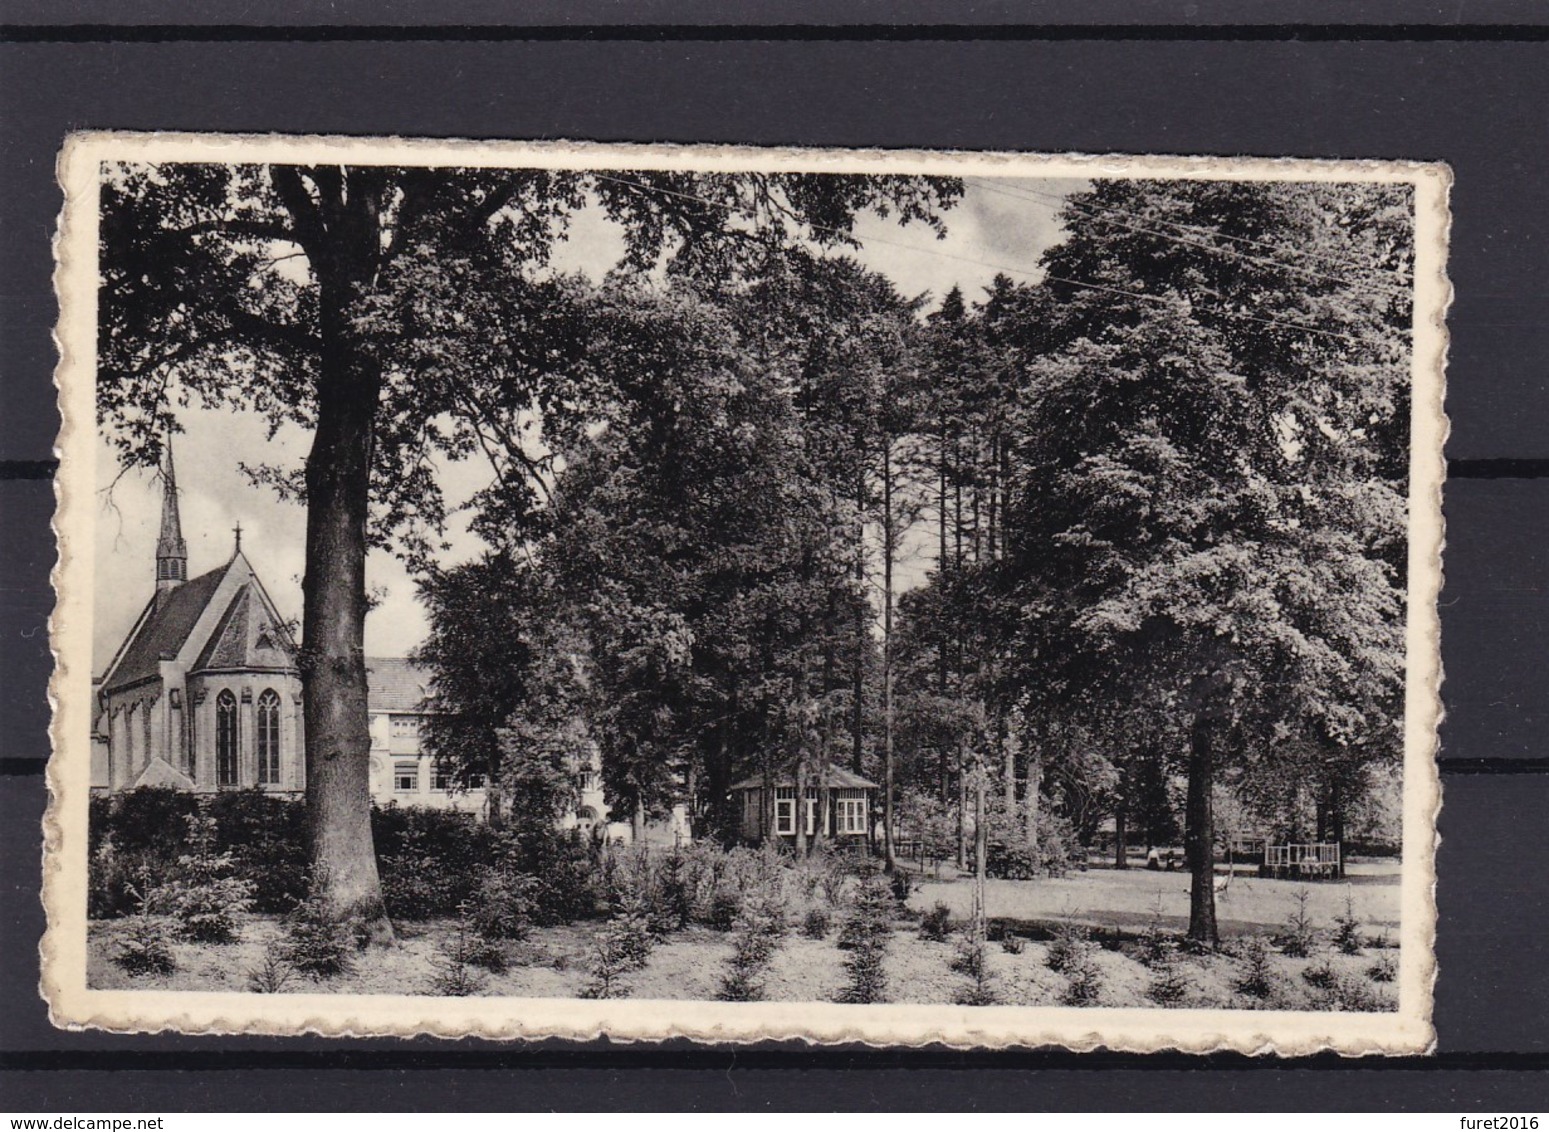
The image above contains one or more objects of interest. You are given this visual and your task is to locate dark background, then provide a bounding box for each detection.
[2,2,1547,1111]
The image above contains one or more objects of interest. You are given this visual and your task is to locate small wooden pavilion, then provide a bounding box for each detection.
[730,765,878,846]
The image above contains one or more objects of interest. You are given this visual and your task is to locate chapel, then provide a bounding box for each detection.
[93,445,305,795]
[91,446,611,831]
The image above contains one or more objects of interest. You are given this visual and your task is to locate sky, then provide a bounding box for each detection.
[91,175,1085,673]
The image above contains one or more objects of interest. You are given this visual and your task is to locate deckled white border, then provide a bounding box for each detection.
[43,133,1449,1054]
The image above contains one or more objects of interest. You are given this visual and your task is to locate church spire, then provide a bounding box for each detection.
[155,437,188,595]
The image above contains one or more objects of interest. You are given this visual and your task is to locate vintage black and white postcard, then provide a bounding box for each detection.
[44,134,1447,1053]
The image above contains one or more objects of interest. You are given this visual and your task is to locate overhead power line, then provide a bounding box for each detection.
[588,172,1395,347]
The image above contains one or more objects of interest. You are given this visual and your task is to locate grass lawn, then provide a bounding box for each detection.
[88,861,1401,1011]
[907,857,1401,940]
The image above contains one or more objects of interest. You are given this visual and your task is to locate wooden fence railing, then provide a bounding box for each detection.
[1262,841,1341,878]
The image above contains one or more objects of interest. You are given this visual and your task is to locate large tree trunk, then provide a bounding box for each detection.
[853,463,867,777]
[275,167,391,938]
[1331,777,1347,879]
[956,748,969,869]
[881,444,897,874]
[794,754,809,857]
[1115,805,1128,870]
[1001,711,1015,816]
[1025,748,1042,855]
[1184,714,1218,946]
[302,298,390,937]
[973,756,988,944]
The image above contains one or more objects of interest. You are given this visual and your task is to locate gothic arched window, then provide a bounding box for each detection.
[257,690,281,786]
[216,690,238,786]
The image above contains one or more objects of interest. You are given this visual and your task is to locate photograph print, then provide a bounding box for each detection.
[45,136,1447,1053]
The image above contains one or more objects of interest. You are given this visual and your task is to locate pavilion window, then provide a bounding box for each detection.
[774,787,796,836]
[837,793,868,835]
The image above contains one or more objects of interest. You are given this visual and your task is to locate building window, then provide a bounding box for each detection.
[431,764,451,792]
[804,795,819,836]
[578,770,599,794]
[775,797,796,836]
[256,689,281,785]
[391,715,418,737]
[838,797,868,835]
[216,690,238,786]
[394,761,419,793]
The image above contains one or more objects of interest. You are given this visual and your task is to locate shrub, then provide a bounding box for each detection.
[987,811,1081,880]
[1233,934,1278,1000]
[580,924,635,999]
[207,790,309,914]
[374,805,487,920]
[1138,921,1179,970]
[99,787,201,858]
[1314,970,1391,1013]
[111,915,176,977]
[837,867,893,1004]
[1332,891,1363,956]
[1061,955,1104,1006]
[1275,888,1318,958]
[515,827,599,924]
[919,901,952,943]
[278,890,357,979]
[657,847,698,931]
[245,942,294,994]
[156,814,256,944]
[1000,934,1026,955]
[441,914,506,979]
[707,890,742,932]
[380,860,461,921]
[1146,954,1190,1006]
[838,868,895,951]
[820,861,850,908]
[1045,922,1093,975]
[953,935,999,1007]
[88,845,167,921]
[466,869,535,942]
[802,908,832,940]
[430,921,490,997]
[949,933,987,978]
[604,882,656,972]
[718,887,787,1002]
[1302,958,1338,990]
[88,789,200,920]
[888,869,915,904]
[985,839,1040,881]
[1366,953,1398,984]
[840,940,888,1005]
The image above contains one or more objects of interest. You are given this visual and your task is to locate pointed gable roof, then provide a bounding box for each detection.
[192,584,297,674]
[100,550,299,694]
[131,757,196,791]
[100,564,229,694]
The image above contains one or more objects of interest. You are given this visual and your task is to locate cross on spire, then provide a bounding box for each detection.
[233,520,243,555]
